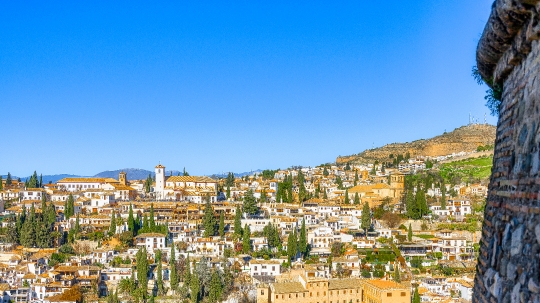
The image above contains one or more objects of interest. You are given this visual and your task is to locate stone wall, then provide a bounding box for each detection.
[475,1,540,302]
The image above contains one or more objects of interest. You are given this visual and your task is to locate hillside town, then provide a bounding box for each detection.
[0,150,489,303]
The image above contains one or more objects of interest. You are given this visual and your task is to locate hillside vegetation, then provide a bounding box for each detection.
[337,124,496,165]
[438,155,493,184]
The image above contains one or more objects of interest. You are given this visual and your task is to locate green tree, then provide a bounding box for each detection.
[344,189,349,204]
[234,205,243,238]
[183,167,189,177]
[263,223,280,249]
[136,247,149,300]
[128,204,135,233]
[393,265,401,282]
[441,184,447,210]
[149,203,156,231]
[208,270,223,303]
[323,167,329,177]
[6,221,18,245]
[6,173,12,186]
[64,194,74,220]
[287,230,297,262]
[354,171,359,185]
[0,176,3,190]
[354,193,360,205]
[190,271,199,303]
[155,250,164,295]
[109,211,116,236]
[299,219,308,258]
[243,190,258,215]
[415,187,428,218]
[242,224,251,253]
[203,197,216,237]
[226,184,231,199]
[184,255,191,285]
[170,244,178,291]
[218,211,225,238]
[412,287,420,303]
[361,202,371,232]
[408,223,413,242]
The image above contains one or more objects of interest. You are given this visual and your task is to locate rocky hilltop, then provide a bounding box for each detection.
[336,124,496,164]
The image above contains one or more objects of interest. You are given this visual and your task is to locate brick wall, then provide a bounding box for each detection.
[475,1,540,302]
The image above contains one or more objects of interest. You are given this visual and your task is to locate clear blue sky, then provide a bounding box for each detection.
[1,1,496,177]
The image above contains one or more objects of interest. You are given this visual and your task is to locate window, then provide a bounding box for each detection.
[276,295,278,299]
[401,292,406,296]
[387,293,392,297]
[261,290,264,295]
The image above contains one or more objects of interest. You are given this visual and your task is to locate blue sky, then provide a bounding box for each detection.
[1,1,496,177]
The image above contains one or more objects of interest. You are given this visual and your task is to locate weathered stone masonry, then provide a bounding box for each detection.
[475,1,540,303]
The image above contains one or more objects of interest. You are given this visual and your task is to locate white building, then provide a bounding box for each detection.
[134,233,166,252]
[249,259,281,277]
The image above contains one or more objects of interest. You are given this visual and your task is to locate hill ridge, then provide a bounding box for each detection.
[337,124,496,164]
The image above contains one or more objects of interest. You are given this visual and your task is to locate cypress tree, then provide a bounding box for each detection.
[183,254,191,286]
[242,224,251,253]
[170,244,178,291]
[287,231,296,262]
[218,211,225,238]
[203,197,216,237]
[354,193,360,205]
[234,205,242,238]
[142,214,149,231]
[208,270,223,303]
[226,185,231,199]
[408,223,413,242]
[323,190,328,200]
[412,287,420,303]
[441,184,447,210]
[6,173,12,186]
[361,202,371,232]
[65,194,74,220]
[136,247,149,299]
[109,212,116,236]
[415,187,428,218]
[149,203,156,231]
[344,189,349,204]
[190,271,199,303]
[74,214,80,237]
[299,219,308,258]
[393,264,401,282]
[39,174,42,188]
[156,250,164,295]
[128,204,135,233]
[41,193,47,212]
[0,176,3,190]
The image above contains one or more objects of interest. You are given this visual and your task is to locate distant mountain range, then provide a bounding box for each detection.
[336,124,496,165]
[2,168,264,184]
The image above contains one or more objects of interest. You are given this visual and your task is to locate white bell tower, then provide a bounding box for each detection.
[155,163,165,197]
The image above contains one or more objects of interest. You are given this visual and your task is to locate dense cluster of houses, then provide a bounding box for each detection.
[0,156,487,302]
